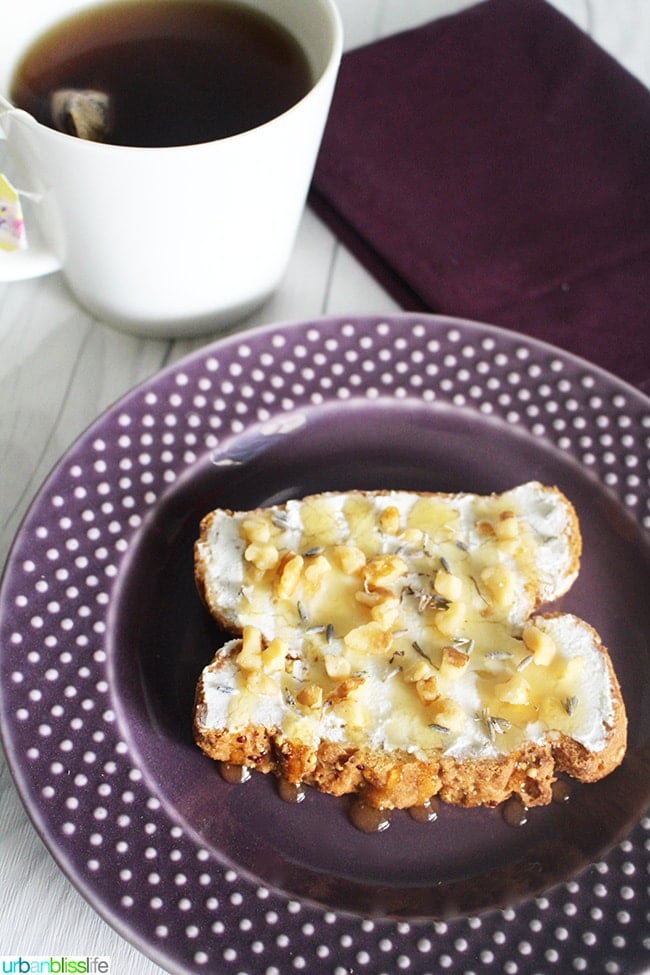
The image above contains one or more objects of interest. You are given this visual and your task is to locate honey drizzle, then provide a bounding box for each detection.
[348,799,392,834]
[217,766,572,830]
[219,762,251,784]
[277,777,306,804]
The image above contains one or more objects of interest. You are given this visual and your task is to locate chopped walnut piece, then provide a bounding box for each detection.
[400,527,424,548]
[275,553,304,599]
[523,624,556,665]
[244,541,280,572]
[354,589,384,608]
[430,698,466,733]
[379,505,401,535]
[336,697,370,730]
[480,563,516,611]
[434,600,466,637]
[261,637,288,673]
[362,554,408,591]
[326,675,365,704]
[403,659,434,683]
[237,625,263,671]
[324,654,352,679]
[343,621,392,656]
[433,567,463,601]
[240,514,272,544]
[303,553,331,590]
[494,510,519,541]
[332,545,366,575]
[439,645,470,680]
[297,683,323,709]
[369,595,401,628]
[416,675,440,705]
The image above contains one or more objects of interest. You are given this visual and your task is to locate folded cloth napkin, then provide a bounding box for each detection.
[310,0,650,393]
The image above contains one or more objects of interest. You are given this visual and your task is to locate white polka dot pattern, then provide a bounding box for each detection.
[0,315,648,974]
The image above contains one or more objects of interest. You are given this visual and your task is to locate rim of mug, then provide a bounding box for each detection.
[0,0,343,153]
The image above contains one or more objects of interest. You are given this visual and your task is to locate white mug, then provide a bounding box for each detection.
[0,0,342,337]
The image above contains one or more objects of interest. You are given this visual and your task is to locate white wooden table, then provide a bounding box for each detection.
[1,2,649,972]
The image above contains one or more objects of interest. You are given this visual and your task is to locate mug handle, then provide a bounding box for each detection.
[0,95,61,280]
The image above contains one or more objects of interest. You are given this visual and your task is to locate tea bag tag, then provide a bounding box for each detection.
[0,173,27,252]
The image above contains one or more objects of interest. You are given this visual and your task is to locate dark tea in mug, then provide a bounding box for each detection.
[9,0,313,147]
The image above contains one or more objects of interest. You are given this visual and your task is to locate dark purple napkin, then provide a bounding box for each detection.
[310,0,650,393]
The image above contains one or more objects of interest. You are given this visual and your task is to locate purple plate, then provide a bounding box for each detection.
[1,314,649,974]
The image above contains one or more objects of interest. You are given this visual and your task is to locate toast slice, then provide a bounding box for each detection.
[193,483,627,809]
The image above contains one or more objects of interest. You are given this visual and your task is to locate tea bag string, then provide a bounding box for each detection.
[0,96,45,203]
[0,93,15,130]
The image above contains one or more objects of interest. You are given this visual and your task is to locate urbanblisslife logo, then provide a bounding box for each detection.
[0,960,110,974]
